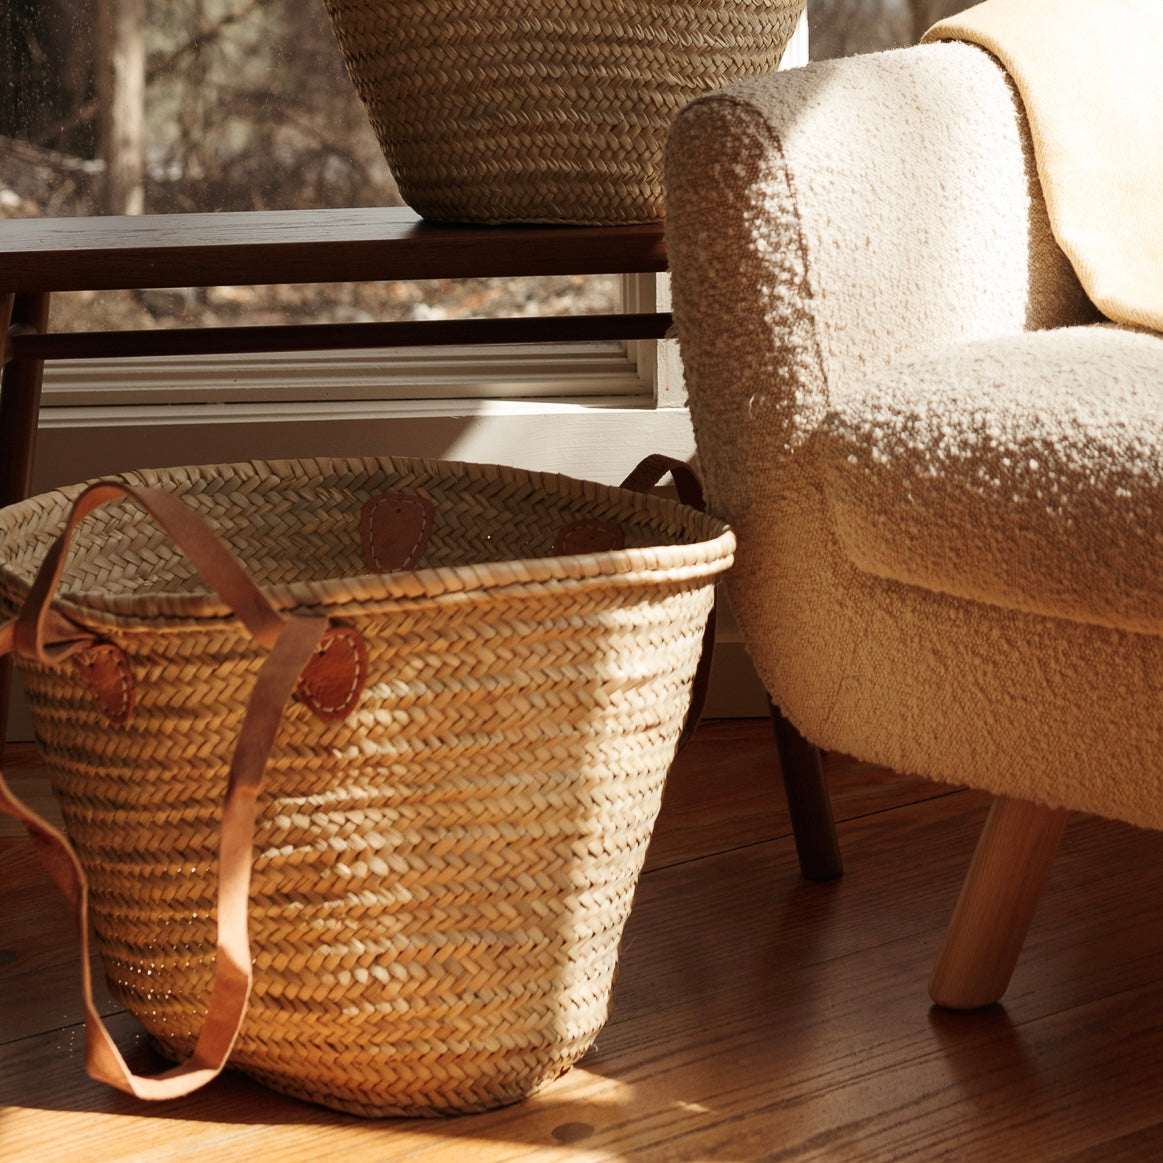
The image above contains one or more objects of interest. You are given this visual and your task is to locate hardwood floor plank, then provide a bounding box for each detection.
[1063,1121,1163,1163]
[3,722,1163,1161]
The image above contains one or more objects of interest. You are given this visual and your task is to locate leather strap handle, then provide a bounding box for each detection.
[0,481,329,1100]
[619,455,715,750]
[14,481,288,665]
[620,452,706,512]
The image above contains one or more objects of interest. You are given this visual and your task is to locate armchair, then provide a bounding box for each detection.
[665,41,1163,1009]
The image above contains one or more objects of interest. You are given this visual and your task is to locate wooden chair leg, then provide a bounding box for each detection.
[769,701,843,881]
[929,795,1068,1010]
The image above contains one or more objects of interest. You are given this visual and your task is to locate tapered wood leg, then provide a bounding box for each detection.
[929,795,1069,1010]
[769,701,843,881]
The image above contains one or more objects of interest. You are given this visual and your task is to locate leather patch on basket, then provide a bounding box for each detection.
[296,625,367,721]
[360,493,435,572]
[73,643,135,725]
[554,519,626,556]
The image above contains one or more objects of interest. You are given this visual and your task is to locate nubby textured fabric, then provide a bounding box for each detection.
[666,41,1163,830]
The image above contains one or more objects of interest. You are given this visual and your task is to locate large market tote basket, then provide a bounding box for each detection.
[0,454,733,1117]
[321,0,806,224]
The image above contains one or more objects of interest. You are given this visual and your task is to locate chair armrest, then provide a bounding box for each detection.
[666,41,1096,490]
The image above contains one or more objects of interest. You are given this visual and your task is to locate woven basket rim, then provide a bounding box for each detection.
[0,454,734,630]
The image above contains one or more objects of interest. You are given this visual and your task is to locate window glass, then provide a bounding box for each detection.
[3,3,979,337]
[810,0,976,59]
[0,1,618,331]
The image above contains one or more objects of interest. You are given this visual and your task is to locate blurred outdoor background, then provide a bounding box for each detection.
[1,0,971,331]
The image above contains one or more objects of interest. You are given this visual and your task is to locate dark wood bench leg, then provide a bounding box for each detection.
[769,700,843,881]
[1,291,51,507]
[0,291,51,756]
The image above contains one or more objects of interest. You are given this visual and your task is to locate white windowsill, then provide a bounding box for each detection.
[39,340,650,406]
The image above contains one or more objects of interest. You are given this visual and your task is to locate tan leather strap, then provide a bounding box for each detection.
[0,481,329,1100]
[620,453,707,513]
[619,456,715,750]
[14,482,287,664]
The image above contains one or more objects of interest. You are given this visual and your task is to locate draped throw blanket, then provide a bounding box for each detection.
[923,0,1163,332]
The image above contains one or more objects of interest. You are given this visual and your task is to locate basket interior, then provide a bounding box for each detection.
[0,456,724,608]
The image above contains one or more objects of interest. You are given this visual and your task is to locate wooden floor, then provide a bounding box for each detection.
[4,719,1163,1161]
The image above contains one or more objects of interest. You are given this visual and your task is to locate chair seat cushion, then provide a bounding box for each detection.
[819,325,1163,634]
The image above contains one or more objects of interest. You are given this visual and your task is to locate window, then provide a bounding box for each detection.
[2,1,637,413]
[809,0,976,59]
[1,9,714,512]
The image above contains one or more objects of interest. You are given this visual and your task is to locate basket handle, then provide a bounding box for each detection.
[0,480,330,1100]
[619,455,714,750]
[620,453,706,511]
[13,480,290,664]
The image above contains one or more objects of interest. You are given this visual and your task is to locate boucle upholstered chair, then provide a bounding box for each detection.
[665,41,1163,1010]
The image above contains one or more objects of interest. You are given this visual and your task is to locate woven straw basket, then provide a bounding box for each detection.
[0,454,732,1117]
[321,0,806,223]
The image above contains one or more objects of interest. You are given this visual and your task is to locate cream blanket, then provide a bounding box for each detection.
[923,0,1163,332]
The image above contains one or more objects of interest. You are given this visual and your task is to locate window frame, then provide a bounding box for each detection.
[33,13,807,431]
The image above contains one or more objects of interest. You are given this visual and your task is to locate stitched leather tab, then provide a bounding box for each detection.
[296,625,367,721]
[554,519,626,556]
[73,643,135,725]
[360,493,435,572]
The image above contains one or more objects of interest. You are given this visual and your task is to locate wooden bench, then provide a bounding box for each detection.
[0,206,669,507]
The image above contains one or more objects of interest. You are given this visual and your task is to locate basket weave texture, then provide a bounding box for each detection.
[0,455,733,1117]
[321,0,806,223]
